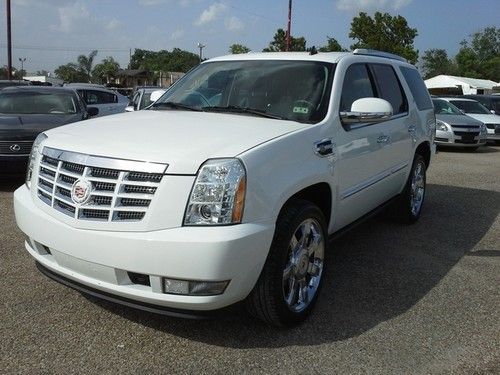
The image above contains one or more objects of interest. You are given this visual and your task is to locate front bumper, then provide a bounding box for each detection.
[14,186,275,311]
[434,129,487,147]
[0,154,28,175]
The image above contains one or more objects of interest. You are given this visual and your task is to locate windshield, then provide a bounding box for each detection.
[433,99,463,115]
[0,91,77,115]
[449,100,490,114]
[152,60,335,124]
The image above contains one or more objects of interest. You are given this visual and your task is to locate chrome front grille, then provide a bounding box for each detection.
[37,147,168,222]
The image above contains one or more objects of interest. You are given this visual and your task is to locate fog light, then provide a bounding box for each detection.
[162,278,229,296]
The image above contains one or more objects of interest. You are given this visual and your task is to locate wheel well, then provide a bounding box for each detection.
[415,141,431,169]
[282,183,332,226]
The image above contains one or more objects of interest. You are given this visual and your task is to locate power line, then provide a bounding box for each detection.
[0,43,130,52]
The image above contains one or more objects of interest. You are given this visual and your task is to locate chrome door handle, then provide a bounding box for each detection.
[314,138,335,157]
[377,135,391,144]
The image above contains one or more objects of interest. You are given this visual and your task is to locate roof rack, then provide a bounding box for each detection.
[353,49,407,63]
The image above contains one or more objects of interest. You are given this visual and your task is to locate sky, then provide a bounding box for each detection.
[0,0,499,74]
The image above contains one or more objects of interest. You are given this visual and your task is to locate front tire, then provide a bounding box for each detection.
[245,200,327,326]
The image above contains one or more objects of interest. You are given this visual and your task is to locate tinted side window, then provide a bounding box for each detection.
[399,67,433,110]
[86,90,117,104]
[369,64,408,114]
[340,64,375,112]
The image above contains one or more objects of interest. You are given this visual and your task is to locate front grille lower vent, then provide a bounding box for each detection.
[37,147,167,222]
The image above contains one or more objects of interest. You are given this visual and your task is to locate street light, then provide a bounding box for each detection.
[197,42,205,63]
[18,57,26,73]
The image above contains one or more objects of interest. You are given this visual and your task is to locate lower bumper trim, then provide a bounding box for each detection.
[35,261,234,320]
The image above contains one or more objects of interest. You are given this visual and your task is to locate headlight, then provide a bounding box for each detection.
[184,158,246,225]
[26,133,48,189]
[436,120,449,132]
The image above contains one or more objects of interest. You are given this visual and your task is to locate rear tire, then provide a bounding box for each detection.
[391,154,426,224]
[245,200,327,327]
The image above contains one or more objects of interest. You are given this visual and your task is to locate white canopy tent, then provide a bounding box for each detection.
[424,75,499,95]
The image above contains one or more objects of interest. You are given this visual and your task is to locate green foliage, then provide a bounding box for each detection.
[92,57,120,84]
[54,63,87,83]
[421,49,457,79]
[318,37,347,52]
[77,50,98,82]
[455,27,499,81]
[263,28,306,52]
[229,44,250,54]
[129,48,199,74]
[349,12,418,64]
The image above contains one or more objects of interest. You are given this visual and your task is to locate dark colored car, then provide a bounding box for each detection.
[0,86,98,175]
[462,95,500,115]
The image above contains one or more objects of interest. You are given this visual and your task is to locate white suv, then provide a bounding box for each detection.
[14,50,435,326]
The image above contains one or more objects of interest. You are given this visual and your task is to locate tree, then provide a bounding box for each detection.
[421,49,456,79]
[455,27,499,80]
[263,28,306,52]
[318,37,347,52]
[77,50,98,82]
[349,12,418,64]
[54,63,87,83]
[92,56,120,84]
[229,44,250,54]
[129,48,199,74]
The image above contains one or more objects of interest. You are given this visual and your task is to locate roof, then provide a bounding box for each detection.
[117,69,148,77]
[1,86,77,94]
[425,75,499,90]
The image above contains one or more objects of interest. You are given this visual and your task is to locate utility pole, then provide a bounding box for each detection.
[197,42,205,63]
[6,0,13,80]
[286,0,292,51]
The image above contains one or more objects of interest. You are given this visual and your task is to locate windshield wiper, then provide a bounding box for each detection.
[151,101,201,111]
[201,105,285,120]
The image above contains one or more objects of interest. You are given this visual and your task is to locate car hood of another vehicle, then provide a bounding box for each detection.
[42,110,309,174]
[435,113,484,126]
[461,113,500,125]
[0,113,83,141]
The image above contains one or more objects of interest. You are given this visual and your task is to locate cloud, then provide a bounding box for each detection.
[50,2,90,33]
[106,18,121,30]
[195,2,227,26]
[225,16,244,31]
[169,29,185,41]
[336,0,412,11]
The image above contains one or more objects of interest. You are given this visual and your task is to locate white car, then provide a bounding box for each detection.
[443,97,500,144]
[64,83,129,117]
[15,50,435,326]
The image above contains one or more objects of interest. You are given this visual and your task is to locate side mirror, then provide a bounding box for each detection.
[340,97,393,124]
[87,107,99,117]
[491,110,496,114]
[125,105,135,112]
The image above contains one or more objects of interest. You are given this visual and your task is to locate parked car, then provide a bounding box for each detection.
[462,94,500,115]
[432,98,487,150]
[14,50,435,326]
[0,86,97,175]
[64,83,129,117]
[126,87,166,111]
[443,98,500,144]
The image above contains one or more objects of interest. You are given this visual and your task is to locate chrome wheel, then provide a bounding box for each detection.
[282,218,325,313]
[410,161,425,216]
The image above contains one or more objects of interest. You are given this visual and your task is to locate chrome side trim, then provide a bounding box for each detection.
[340,162,408,200]
[42,147,168,174]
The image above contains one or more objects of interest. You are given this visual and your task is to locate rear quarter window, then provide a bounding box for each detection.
[399,67,433,110]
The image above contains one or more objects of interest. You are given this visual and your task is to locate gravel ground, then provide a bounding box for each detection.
[1,145,499,374]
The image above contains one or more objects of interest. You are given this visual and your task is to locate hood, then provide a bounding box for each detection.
[461,113,500,125]
[0,113,82,141]
[435,114,484,126]
[43,110,308,174]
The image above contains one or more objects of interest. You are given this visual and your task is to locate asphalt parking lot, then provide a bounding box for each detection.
[1,146,499,374]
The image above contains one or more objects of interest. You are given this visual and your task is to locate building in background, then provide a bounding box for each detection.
[425,75,500,95]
